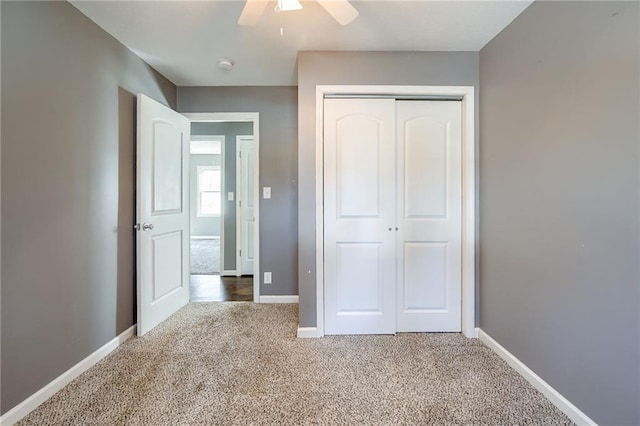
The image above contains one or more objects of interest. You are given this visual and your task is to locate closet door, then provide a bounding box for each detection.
[324,98,396,335]
[396,101,462,332]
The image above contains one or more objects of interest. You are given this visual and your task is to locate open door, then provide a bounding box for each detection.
[136,94,190,336]
[237,135,255,275]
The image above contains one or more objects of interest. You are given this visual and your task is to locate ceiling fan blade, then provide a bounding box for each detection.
[316,0,359,25]
[238,0,269,26]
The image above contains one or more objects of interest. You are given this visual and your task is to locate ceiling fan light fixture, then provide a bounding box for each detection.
[239,0,357,26]
[275,0,303,13]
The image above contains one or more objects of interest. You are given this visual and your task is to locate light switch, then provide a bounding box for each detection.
[263,187,271,199]
[264,272,272,284]
[227,192,234,201]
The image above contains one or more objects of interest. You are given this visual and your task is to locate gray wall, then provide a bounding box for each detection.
[179,87,298,295]
[1,1,177,414]
[190,154,221,237]
[297,51,480,327]
[191,121,253,271]
[479,2,639,424]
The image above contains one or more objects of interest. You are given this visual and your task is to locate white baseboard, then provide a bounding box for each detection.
[190,236,219,240]
[477,328,597,426]
[0,325,136,426]
[259,295,299,303]
[297,327,319,338]
[221,270,237,276]
[466,326,479,338]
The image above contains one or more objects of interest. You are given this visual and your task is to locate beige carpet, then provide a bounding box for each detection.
[18,303,572,425]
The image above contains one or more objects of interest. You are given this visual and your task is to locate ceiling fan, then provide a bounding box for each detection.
[238,0,359,26]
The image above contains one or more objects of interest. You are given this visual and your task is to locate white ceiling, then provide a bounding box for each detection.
[70,0,533,86]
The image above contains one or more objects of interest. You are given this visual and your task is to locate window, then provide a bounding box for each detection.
[197,166,221,217]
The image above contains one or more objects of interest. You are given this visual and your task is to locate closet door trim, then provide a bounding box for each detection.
[313,85,476,339]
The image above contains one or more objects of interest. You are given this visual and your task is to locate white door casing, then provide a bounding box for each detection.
[136,94,190,336]
[184,112,260,303]
[237,135,255,275]
[396,101,462,332]
[323,98,397,335]
[314,85,476,339]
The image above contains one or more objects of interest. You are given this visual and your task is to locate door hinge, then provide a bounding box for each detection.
[239,249,242,257]
[239,200,242,207]
[239,151,242,158]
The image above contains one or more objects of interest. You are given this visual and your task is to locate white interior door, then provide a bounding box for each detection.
[136,94,190,336]
[323,98,396,335]
[396,101,462,332]
[237,136,255,275]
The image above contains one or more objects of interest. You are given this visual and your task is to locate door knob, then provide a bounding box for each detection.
[142,222,154,231]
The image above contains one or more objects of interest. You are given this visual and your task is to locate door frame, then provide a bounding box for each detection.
[236,135,255,276]
[184,112,260,303]
[314,85,476,338]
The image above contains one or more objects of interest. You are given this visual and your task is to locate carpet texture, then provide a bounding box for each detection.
[190,238,220,274]
[18,303,573,425]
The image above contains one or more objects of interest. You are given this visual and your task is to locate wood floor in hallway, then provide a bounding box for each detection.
[190,274,253,302]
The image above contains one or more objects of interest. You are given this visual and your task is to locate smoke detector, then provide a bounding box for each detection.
[217,58,234,71]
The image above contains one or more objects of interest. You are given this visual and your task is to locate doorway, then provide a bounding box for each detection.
[186,114,260,302]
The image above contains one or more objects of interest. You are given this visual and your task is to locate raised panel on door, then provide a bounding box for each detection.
[404,117,447,219]
[396,101,462,332]
[153,121,183,214]
[403,242,447,311]
[324,98,396,335]
[336,243,382,312]
[152,231,184,301]
[336,115,381,218]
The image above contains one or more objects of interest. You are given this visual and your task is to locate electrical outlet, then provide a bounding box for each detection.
[264,272,272,284]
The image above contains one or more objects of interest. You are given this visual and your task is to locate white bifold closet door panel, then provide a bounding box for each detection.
[396,101,462,332]
[324,98,397,335]
[324,98,462,335]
